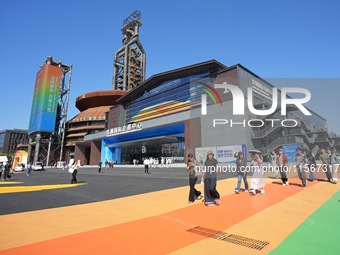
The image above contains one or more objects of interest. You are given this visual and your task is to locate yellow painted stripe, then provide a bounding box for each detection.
[0,183,86,194]
[0,182,23,185]
[0,179,236,250]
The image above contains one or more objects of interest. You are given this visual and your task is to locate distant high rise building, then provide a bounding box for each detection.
[112,10,146,90]
[0,129,29,154]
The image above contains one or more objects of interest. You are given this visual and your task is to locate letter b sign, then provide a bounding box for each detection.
[142,146,147,154]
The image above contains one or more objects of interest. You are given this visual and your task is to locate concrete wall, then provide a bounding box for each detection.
[185,118,201,161]
[89,141,101,165]
[199,102,249,147]
[74,144,87,165]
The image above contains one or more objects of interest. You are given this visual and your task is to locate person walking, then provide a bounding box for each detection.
[2,161,12,181]
[276,148,289,186]
[187,153,202,203]
[327,148,338,184]
[0,162,4,180]
[203,150,220,206]
[295,148,308,188]
[319,148,332,182]
[70,161,78,184]
[270,151,279,179]
[144,157,149,175]
[98,160,102,173]
[306,150,316,182]
[198,156,205,184]
[26,162,32,176]
[235,152,248,193]
[250,151,265,195]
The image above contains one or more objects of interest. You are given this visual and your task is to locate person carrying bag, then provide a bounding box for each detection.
[69,161,78,184]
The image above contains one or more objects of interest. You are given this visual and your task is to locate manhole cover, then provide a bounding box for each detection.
[188,226,269,251]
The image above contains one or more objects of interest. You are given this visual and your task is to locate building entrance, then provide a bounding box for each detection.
[120,133,185,164]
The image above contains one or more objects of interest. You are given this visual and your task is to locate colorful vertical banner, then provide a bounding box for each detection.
[28,65,62,134]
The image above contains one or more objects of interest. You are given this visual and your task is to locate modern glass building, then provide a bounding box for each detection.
[81,60,338,165]
[97,60,223,164]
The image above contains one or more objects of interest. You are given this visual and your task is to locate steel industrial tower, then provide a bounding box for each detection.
[28,56,72,166]
[112,10,146,90]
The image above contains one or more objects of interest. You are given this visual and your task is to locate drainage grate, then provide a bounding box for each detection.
[187,226,269,251]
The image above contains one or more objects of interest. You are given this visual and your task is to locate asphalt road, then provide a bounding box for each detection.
[0,166,237,215]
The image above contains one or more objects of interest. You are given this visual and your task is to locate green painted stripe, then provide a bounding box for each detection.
[269,190,340,255]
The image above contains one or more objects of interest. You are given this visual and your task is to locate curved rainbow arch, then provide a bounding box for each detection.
[200,83,223,105]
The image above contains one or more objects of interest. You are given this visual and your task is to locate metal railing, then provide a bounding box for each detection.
[251,118,302,139]
[260,136,304,156]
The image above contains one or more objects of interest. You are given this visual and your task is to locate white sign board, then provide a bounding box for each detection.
[195,147,217,166]
[106,122,142,137]
[217,144,247,163]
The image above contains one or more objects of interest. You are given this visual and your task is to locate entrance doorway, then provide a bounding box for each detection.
[119,134,185,164]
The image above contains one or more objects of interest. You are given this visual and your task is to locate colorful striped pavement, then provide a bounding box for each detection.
[0,177,338,254]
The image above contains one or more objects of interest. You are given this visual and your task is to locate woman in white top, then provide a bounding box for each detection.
[70,161,79,184]
[250,152,265,195]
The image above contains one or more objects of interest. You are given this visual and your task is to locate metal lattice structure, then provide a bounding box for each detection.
[28,56,72,166]
[112,10,146,90]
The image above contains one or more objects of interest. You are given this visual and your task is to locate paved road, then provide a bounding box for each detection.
[1,166,237,215]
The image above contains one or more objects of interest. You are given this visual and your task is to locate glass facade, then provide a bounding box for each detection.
[126,72,212,122]
[116,72,216,164]
[120,132,185,164]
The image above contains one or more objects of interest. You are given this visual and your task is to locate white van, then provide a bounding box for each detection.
[0,156,8,165]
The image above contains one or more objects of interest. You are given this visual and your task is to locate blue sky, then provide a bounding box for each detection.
[0,0,339,133]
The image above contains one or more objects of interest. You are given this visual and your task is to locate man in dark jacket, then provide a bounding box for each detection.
[98,160,102,173]
[295,148,308,188]
[319,148,332,181]
[276,148,289,186]
[2,161,12,181]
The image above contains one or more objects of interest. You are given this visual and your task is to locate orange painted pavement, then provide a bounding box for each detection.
[0,178,319,255]
[170,181,339,255]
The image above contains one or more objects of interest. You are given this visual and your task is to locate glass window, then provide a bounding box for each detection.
[120,132,185,164]
[126,73,212,122]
